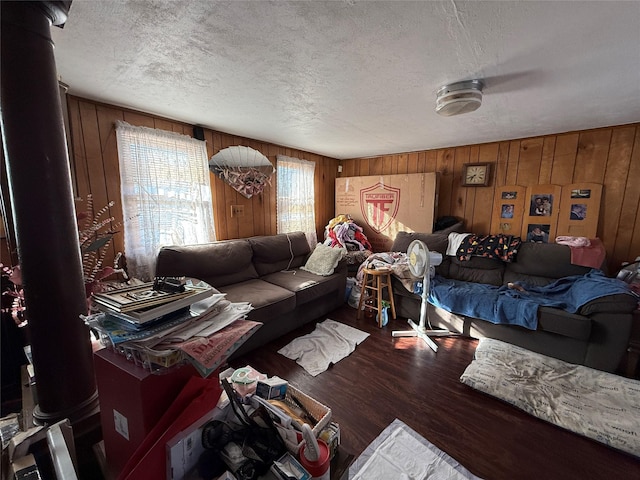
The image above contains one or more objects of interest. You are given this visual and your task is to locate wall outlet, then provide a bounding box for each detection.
[231,205,244,217]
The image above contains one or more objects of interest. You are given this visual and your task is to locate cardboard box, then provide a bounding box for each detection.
[255,377,288,400]
[94,348,199,477]
[166,393,229,480]
[11,454,40,480]
[335,173,438,252]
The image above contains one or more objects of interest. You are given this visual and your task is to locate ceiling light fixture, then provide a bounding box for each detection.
[435,79,484,117]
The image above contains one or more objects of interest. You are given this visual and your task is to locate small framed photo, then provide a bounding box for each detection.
[502,191,517,200]
[571,189,591,199]
[570,204,587,220]
[529,194,553,216]
[501,204,515,219]
[526,224,550,243]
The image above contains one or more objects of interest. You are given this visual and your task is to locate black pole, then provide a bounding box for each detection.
[0,1,99,425]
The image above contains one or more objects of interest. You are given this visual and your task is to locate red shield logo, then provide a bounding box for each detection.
[360,182,400,233]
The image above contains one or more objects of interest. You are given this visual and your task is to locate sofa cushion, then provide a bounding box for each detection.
[447,257,505,286]
[391,231,449,255]
[537,307,591,340]
[262,269,343,306]
[301,244,345,276]
[504,242,594,285]
[219,279,296,323]
[249,232,311,276]
[155,240,258,288]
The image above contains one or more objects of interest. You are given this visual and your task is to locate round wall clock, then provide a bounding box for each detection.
[462,163,491,186]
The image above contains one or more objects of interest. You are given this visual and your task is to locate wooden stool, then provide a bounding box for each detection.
[357,267,397,327]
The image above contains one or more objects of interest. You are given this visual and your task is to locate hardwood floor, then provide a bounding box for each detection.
[231,304,640,480]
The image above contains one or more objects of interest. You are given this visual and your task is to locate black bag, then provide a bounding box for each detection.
[200,379,286,480]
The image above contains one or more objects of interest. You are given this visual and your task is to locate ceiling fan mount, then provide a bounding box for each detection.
[435,79,484,117]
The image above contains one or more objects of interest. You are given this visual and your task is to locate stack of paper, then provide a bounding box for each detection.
[85,280,260,377]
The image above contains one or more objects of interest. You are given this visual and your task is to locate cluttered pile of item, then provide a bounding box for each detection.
[84,277,259,376]
[168,365,340,480]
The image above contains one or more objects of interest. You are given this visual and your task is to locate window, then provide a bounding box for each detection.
[115,121,215,280]
[276,155,317,247]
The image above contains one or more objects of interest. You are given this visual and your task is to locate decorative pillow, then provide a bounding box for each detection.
[301,244,345,276]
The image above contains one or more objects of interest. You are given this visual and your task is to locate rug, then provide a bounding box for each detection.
[460,338,640,458]
[277,319,369,376]
[348,419,482,479]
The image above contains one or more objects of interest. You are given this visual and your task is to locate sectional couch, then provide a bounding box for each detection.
[390,231,638,372]
[155,232,347,357]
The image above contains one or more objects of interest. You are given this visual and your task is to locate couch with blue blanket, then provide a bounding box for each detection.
[390,231,638,373]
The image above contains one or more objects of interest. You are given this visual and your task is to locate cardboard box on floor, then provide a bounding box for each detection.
[335,173,438,252]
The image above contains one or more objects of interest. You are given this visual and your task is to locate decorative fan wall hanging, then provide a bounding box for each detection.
[209,146,275,198]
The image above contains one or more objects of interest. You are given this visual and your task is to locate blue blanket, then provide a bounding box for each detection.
[428,270,635,330]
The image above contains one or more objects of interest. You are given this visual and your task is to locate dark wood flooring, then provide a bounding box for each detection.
[231,304,640,480]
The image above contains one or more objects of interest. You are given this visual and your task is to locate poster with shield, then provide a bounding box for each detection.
[335,173,438,252]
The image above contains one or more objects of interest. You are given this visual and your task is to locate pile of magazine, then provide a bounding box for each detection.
[84,278,260,377]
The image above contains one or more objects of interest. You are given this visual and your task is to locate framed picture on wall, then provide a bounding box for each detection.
[571,189,591,199]
[557,183,602,239]
[491,185,526,236]
[570,204,587,220]
[529,194,554,217]
[501,204,515,219]
[526,224,550,243]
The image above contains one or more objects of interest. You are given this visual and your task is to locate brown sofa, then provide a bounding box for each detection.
[155,232,347,357]
[390,231,637,372]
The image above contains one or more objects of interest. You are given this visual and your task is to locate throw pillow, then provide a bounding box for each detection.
[301,244,345,276]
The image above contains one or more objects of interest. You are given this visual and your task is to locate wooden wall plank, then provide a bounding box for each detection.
[67,98,90,200]
[505,140,520,185]
[494,141,510,188]
[574,129,612,184]
[472,143,499,234]
[385,155,395,175]
[406,152,417,173]
[599,126,636,266]
[550,133,578,185]
[435,149,454,219]
[95,106,125,258]
[515,138,543,186]
[612,129,640,266]
[452,147,470,222]
[539,136,556,184]
[464,146,480,231]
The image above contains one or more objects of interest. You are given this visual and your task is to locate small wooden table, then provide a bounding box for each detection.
[357,267,397,327]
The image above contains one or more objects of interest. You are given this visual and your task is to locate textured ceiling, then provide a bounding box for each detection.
[51,1,640,160]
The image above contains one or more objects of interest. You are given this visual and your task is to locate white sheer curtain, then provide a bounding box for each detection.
[276,155,317,247]
[115,121,216,280]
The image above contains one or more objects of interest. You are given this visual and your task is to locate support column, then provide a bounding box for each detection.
[0,1,99,425]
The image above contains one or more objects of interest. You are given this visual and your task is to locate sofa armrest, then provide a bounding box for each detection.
[578,294,638,316]
[584,312,633,372]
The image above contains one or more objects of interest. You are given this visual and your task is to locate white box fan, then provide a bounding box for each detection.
[392,240,456,352]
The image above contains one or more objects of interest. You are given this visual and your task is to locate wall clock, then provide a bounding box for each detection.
[462,163,491,186]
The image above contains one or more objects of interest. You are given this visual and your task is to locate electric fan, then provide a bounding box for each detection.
[392,240,452,352]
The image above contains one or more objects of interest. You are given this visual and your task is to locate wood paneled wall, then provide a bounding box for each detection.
[340,124,640,273]
[8,94,635,277]
[64,96,339,267]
